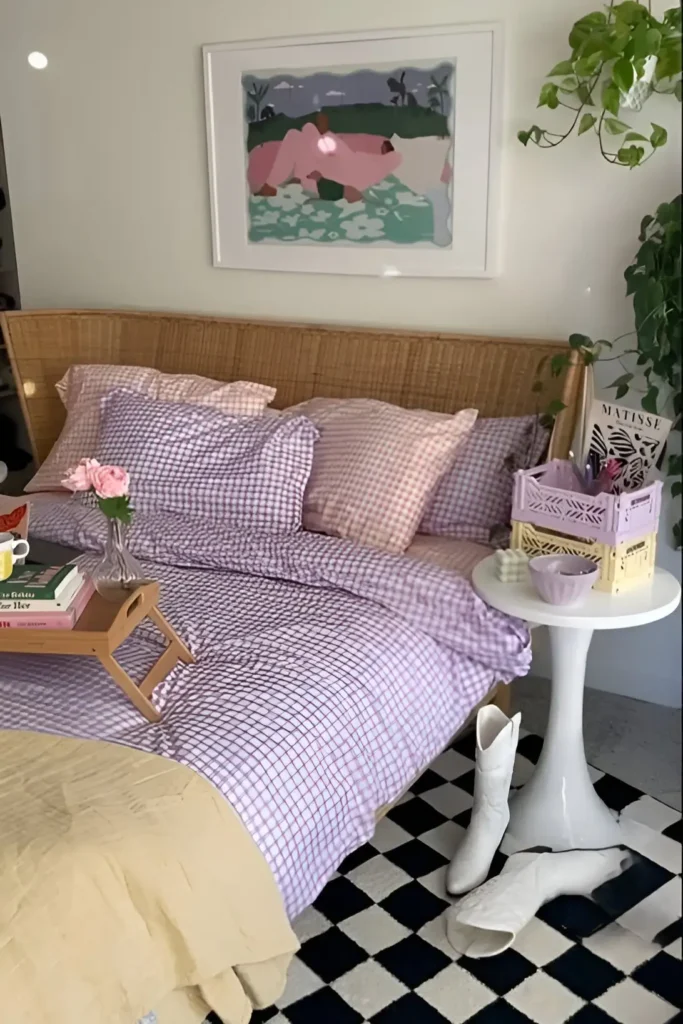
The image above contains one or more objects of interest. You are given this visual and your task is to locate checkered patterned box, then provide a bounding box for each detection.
[512,460,662,546]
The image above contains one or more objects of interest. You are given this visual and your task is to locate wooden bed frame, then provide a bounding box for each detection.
[0,308,583,812]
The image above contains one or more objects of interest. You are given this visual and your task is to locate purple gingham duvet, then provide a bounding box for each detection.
[0,501,531,917]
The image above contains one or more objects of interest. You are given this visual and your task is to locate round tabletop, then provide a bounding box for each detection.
[472,555,681,630]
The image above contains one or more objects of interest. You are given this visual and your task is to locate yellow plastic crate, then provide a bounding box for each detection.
[511,520,656,594]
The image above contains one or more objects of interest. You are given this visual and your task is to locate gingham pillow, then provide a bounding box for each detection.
[420,415,549,543]
[287,397,478,553]
[26,364,276,493]
[95,389,318,532]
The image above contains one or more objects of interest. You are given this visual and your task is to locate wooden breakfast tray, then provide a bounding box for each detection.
[0,583,194,722]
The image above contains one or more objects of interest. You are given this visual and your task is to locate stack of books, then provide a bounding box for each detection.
[0,564,94,629]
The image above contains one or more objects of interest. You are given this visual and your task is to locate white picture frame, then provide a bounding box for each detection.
[203,24,502,278]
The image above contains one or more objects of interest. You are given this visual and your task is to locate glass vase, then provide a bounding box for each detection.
[92,517,150,601]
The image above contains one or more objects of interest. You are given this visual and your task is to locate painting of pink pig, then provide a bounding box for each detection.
[240,64,455,248]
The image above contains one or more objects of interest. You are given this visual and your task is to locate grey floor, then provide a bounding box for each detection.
[512,676,682,810]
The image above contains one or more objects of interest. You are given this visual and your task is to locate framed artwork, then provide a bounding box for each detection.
[203,24,502,278]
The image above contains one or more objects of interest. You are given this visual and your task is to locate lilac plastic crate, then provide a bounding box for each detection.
[512,459,662,545]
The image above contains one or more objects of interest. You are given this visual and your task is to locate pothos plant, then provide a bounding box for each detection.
[535,195,682,547]
[518,2,681,167]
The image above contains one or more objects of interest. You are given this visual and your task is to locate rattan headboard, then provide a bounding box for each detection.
[0,309,583,466]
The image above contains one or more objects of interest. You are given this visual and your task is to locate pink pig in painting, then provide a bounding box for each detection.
[242,64,455,248]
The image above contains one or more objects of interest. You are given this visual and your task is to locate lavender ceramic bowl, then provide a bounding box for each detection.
[528,554,599,606]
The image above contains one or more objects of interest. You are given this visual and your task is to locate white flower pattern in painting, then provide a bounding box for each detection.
[251,210,280,226]
[248,175,437,246]
[395,191,430,207]
[341,214,385,240]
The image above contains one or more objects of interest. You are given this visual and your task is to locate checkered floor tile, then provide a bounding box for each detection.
[213,729,682,1024]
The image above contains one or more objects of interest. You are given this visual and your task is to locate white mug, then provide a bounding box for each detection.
[0,532,30,581]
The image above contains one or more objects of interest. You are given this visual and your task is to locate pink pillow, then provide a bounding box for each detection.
[26,364,276,493]
[288,397,477,553]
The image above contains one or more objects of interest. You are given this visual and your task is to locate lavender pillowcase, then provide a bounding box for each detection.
[95,389,319,533]
[420,415,549,543]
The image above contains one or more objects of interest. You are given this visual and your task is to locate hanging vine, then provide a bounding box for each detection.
[518,2,681,167]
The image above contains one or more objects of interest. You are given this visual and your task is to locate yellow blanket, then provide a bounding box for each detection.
[0,730,298,1024]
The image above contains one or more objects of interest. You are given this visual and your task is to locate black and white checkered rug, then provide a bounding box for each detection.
[238,727,681,1024]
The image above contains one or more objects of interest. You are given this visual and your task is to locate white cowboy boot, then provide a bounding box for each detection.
[447,847,630,958]
[446,706,521,896]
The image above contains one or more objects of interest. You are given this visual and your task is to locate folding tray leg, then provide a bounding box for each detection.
[147,606,194,664]
[97,652,161,723]
[137,606,195,700]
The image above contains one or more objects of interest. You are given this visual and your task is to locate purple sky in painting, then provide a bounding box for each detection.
[242,64,454,118]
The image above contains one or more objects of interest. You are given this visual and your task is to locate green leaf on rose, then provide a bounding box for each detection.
[98,495,133,525]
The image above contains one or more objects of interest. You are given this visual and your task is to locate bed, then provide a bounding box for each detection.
[0,309,583,1024]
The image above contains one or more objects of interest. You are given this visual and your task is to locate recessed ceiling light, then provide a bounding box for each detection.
[28,52,48,70]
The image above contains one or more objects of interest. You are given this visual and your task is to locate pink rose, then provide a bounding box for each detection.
[62,458,101,491]
[89,464,130,499]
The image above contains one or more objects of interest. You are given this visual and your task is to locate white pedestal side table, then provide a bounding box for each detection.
[472,555,681,852]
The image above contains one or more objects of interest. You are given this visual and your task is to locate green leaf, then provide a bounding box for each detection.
[538,82,560,109]
[569,11,608,50]
[612,56,635,92]
[517,130,531,146]
[675,81,683,102]
[559,75,580,92]
[625,131,647,142]
[655,40,683,80]
[672,481,682,498]
[617,144,644,166]
[547,60,575,76]
[641,385,660,414]
[574,51,603,76]
[604,117,632,135]
[643,28,662,55]
[545,399,568,418]
[531,125,543,142]
[578,112,597,134]
[668,453,682,476]
[609,372,635,389]
[550,353,571,377]
[613,1,649,24]
[615,384,630,399]
[98,495,133,525]
[650,123,668,148]
[576,83,596,105]
[568,333,593,349]
[602,82,621,115]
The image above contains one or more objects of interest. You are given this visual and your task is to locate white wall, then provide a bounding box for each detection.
[1,0,681,702]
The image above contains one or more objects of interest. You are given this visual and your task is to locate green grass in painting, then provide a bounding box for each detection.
[248,176,443,247]
[246,103,449,151]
